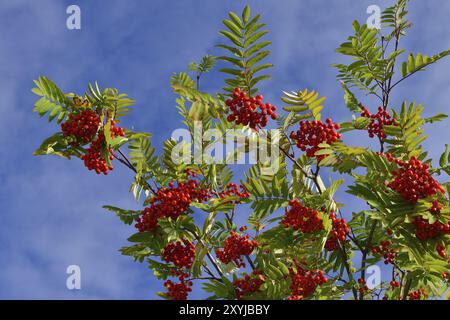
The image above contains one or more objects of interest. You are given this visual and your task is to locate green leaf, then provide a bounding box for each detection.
[244,30,268,48]
[244,41,271,58]
[33,132,70,158]
[246,51,270,68]
[127,232,153,243]
[425,113,448,124]
[439,144,449,168]
[242,5,250,24]
[103,205,140,225]
[219,30,243,48]
[340,81,361,113]
[228,12,243,28]
[223,19,242,37]
[400,50,450,80]
[217,56,245,68]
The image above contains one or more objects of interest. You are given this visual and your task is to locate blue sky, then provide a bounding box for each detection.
[0,0,449,299]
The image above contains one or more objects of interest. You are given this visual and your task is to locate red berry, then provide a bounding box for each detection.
[357,278,369,294]
[281,199,323,233]
[430,200,443,214]
[135,180,211,232]
[412,217,450,241]
[218,183,249,204]
[61,109,100,145]
[360,105,397,140]
[290,118,341,160]
[390,280,400,288]
[164,271,192,300]
[408,288,426,300]
[80,121,125,175]
[372,240,397,264]
[436,243,448,259]
[225,87,278,130]
[325,212,350,251]
[215,231,258,268]
[162,240,196,269]
[288,260,327,300]
[388,156,444,204]
[233,270,265,299]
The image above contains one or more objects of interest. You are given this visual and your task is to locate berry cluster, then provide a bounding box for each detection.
[360,106,397,139]
[80,132,111,175]
[390,280,400,288]
[215,231,258,268]
[412,217,450,241]
[109,120,126,137]
[225,87,277,130]
[357,278,369,295]
[185,168,198,178]
[135,180,211,232]
[288,261,327,300]
[281,199,323,233]
[164,271,193,300]
[430,200,443,214]
[290,118,341,160]
[371,240,396,264]
[233,270,265,300]
[81,121,125,175]
[162,240,196,269]
[218,183,250,203]
[387,156,445,203]
[436,243,448,259]
[408,288,426,300]
[325,212,350,251]
[61,109,100,145]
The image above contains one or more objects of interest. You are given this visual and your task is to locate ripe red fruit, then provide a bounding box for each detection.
[408,288,426,300]
[281,199,323,233]
[290,118,341,160]
[225,87,278,130]
[162,240,196,269]
[218,183,250,203]
[357,278,369,294]
[80,121,125,175]
[233,270,265,299]
[387,156,445,203]
[61,109,100,145]
[430,200,443,214]
[360,106,397,140]
[436,243,448,259]
[288,261,327,300]
[239,225,248,232]
[164,271,193,300]
[215,231,258,268]
[371,240,396,264]
[135,180,211,232]
[390,280,400,288]
[412,217,450,241]
[81,132,113,175]
[325,212,350,251]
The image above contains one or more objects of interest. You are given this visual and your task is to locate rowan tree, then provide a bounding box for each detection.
[32,0,450,300]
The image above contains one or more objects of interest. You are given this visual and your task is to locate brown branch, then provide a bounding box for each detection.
[113,149,157,195]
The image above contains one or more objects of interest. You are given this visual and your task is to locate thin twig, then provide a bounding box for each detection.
[113,149,157,194]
